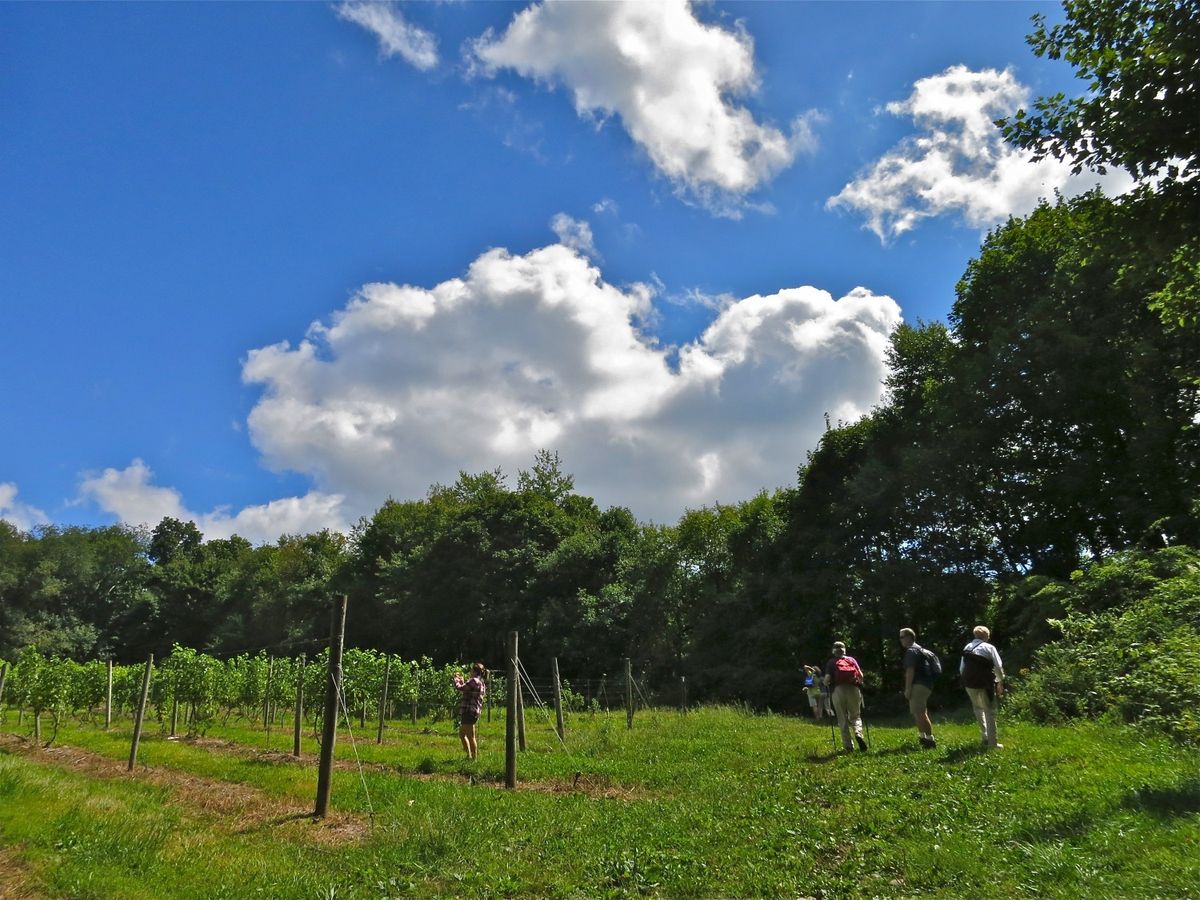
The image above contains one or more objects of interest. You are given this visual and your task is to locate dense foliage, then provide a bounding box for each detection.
[1007,547,1200,742]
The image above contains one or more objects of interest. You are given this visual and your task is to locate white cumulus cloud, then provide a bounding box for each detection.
[0,482,50,532]
[79,459,348,544]
[240,235,901,523]
[472,0,819,214]
[337,1,439,71]
[828,65,1135,241]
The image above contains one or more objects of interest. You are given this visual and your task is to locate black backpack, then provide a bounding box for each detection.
[960,650,995,689]
[915,644,942,680]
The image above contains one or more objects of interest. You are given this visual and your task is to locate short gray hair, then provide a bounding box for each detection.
[973,625,991,640]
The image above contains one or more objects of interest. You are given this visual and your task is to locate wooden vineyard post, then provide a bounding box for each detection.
[552,657,565,742]
[505,630,517,789]
[680,676,687,714]
[293,653,306,758]
[315,594,348,818]
[105,660,113,730]
[625,657,634,729]
[263,656,274,734]
[411,698,418,725]
[0,662,7,724]
[170,695,179,737]
[128,654,154,772]
[376,655,391,745]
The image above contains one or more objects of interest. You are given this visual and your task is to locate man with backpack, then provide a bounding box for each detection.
[899,627,939,749]
[960,625,1005,749]
[823,641,868,751]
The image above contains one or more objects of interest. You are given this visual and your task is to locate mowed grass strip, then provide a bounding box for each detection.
[1,707,1198,897]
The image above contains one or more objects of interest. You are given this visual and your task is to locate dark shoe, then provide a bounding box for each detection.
[855,733,868,751]
[919,735,936,749]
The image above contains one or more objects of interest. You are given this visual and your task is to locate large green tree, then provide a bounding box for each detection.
[1000,0,1199,197]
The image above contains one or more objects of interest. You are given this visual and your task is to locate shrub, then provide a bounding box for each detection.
[1009,547,1200,743]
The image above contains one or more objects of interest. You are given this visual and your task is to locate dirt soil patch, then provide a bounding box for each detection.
[0,733,367,845]
[0,846,43,900]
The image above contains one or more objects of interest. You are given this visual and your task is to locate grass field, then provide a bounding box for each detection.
[0,703,1197,898]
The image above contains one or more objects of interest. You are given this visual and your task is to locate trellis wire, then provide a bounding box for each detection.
[333,670,376,828]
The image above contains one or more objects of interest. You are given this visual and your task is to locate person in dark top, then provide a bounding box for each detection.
[899,627,937,749]
[453,662,487,759]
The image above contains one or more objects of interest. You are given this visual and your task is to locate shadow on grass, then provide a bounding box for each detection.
[804,750,851,764]
[868,745,925,758]
[940,744,989,765]
[1122,779,1200,818]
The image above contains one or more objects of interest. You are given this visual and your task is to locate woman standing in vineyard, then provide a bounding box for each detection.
[453,663,487,759]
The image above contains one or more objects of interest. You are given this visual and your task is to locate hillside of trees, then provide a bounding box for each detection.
[3,0,1196,723]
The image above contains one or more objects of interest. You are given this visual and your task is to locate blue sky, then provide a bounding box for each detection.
[0,1,1128,540]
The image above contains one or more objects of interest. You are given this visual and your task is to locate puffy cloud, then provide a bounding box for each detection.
[337,1,438,71]
[472,0,818,214]
[0,482,50,532]
[828,65,1135,241]
[241,235,901,523]
[79,459,348,544]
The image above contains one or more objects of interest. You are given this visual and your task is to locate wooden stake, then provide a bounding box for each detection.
[104,660,113,730]
[170,696,179,737]
[128,654,154,771]
[0,662,8,722]
[293,653,305,758]
[505,630,517,789]
[263,657,274,729]
[625,657,634,729]
[680,675,688,714]
[552,657,565,742]
[376,655,391,745]
[315,595,348,818]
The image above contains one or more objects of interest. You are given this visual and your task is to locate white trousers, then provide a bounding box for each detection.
[965,687,999,746]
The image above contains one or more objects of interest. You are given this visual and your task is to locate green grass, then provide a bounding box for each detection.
[1,705,1197,897]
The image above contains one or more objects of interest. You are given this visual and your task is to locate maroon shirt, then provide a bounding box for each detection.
[456,675,486,717]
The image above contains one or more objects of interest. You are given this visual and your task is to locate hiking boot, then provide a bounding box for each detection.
[919,735,937,749]
[855,733,868,751]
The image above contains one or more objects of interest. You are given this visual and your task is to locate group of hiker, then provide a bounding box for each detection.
[452,624,1007,759]
[807,625,1006,752]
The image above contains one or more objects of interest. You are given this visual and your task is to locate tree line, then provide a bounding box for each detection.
[2,0,1196,718]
